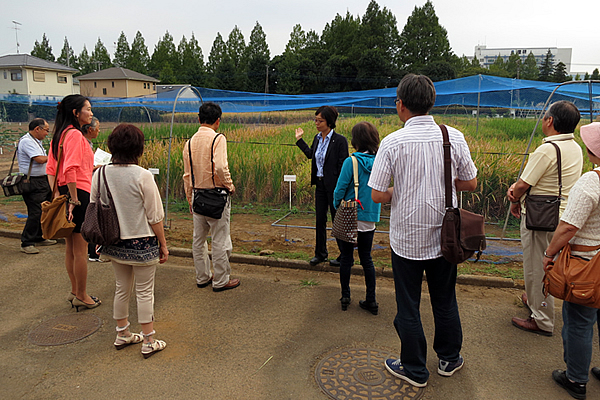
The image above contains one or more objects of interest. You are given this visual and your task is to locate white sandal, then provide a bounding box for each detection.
[141,330,166,359]
[113,323,143,350]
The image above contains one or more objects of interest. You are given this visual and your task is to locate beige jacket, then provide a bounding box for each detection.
[183,126,234,204]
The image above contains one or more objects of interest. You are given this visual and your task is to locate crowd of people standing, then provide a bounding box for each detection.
[10,75,600,398]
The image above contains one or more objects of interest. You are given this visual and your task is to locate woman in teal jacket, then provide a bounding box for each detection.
[333,121,381,314]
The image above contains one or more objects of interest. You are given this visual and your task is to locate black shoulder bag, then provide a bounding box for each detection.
[2,143,33,197]
[188,134,229,219]
[524,142,561,231]
[81,166,121,246]
[439,124,486,264]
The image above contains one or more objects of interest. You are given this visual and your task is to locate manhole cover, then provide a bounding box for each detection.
[315,348,425,400]
[28,314,102,346]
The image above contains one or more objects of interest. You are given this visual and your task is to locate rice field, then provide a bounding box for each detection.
[7,111,592,222]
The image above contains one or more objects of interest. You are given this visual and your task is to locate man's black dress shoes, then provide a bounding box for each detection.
[309,257,325,266]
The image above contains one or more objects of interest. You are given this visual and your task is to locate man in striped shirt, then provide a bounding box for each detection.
[369,74,478,388]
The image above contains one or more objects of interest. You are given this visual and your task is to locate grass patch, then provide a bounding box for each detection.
[300,278,320,287]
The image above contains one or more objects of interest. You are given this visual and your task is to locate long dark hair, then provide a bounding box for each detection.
[51,94,90,159]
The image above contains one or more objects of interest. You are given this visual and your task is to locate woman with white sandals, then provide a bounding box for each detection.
[94,124,169,358]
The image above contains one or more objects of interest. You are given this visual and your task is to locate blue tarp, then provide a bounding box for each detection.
[1,75,598,114]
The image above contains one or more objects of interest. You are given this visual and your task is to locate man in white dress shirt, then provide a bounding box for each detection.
[369,74,478,388]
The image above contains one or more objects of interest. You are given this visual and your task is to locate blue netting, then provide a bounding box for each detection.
[1,75,598,114]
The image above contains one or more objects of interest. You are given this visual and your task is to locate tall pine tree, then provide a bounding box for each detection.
[538,49,554,82]
[522,52,539,80]
[149,31,178,81]
[178,33,205,87]
[114,32,130,68]
[31,34,54,61]
[207,33,226,88]
[398,1,453,74]
[57,37,76,68]
[128,31,150,74]
[246,22,270,93]
[91,38,112,71]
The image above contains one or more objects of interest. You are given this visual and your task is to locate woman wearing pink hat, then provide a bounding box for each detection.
[543,121,600,399]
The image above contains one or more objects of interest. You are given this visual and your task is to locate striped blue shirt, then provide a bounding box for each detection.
[315,130,333,177]
[368,115,477,260]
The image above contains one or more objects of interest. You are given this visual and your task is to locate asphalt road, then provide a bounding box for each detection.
[1,235,599,400]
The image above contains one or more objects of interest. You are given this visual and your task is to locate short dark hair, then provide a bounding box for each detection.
[351,121,380,154]
[545,101,580,133]
[315,106,339,130]
[107,124,145,164]
[198,102,222,125]
[29,118,47,131]
[81,117,99,135]
[396,74,436,115]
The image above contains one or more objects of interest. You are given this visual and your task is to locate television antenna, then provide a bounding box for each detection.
[11,21,21,54]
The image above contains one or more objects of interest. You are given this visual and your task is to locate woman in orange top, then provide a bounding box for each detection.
[47,94,98,310]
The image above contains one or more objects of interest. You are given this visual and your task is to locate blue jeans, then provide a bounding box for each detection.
[339,229,376,302]
[562,301,600,383]
[391,252,462,384]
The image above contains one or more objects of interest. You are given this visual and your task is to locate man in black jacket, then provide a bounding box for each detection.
[295,106,349,266]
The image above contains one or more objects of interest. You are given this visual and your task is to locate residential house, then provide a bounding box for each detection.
[77,67,159,98]
[0,54,78,96]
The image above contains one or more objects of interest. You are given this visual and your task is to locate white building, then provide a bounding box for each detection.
[0,54,78,96]
[470,45,573,74]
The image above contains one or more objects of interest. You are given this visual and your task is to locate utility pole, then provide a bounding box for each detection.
[11,21,21,54]
[264,64,269,94]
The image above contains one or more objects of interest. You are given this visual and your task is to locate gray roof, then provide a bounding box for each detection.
[77,67,159,82]
[0,54,78,72]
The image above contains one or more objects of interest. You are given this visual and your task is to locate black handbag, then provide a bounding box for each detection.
[525,141,562,231]
[187,133,229,219]
[2,143,33,197]
[439,124,486,264]
[331,156,358,243]
[81,166,121,246]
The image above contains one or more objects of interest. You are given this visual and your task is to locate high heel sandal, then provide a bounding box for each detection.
[72,297,101,312]
[113,323,143,350]
[141,330,166,359]
[68,293,100,309]
[67,292,76,308]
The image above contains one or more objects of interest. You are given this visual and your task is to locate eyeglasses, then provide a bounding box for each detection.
[314,118,326,123]
[38,126,50,132]
[394,98,400,105]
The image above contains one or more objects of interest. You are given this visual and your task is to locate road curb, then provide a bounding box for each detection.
[0,227,521,290]
[170,246,523,290]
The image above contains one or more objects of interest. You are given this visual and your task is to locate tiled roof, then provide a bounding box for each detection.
[0,54,78,72]
[77,67,159,82]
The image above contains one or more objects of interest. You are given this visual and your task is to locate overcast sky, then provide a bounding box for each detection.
[2,0,599,75]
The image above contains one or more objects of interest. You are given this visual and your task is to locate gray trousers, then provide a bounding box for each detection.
[520,214,555,332]
[193,197,232,288]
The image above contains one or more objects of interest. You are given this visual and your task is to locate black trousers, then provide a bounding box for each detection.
[314,180,342,260]
[21,176,52,247]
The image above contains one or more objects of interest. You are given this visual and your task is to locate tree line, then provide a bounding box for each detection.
[29,0,600,94]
